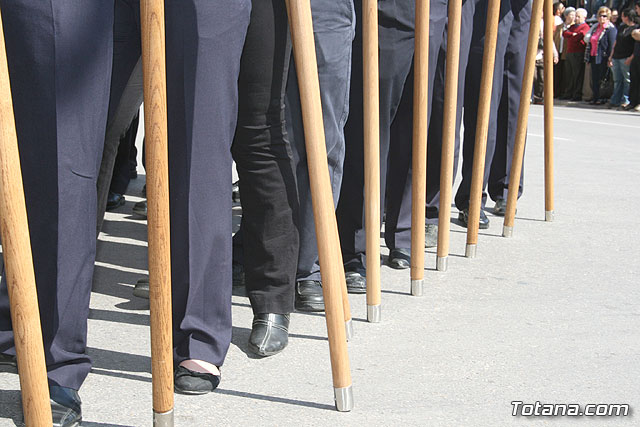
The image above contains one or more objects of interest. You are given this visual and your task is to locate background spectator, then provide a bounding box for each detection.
[585,6,617,104]
[563,8,591,99]
[610,8,638,107]
[555,7,577,96]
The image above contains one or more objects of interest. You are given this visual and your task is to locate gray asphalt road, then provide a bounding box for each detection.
[1,104,639,426]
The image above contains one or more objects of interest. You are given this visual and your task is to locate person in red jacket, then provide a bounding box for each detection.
[563,8,591,100]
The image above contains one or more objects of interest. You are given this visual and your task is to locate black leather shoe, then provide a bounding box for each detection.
[0,352,16,367]
[458,208,490,230]
[425,224,438,248]
[388,248,410,269]
[106,192,125,211]
[493,198,507,216]
[50,386,82,427]
[132,199,147,219]
[133,277,149,299]
[174,365,220,395]
[248,313,289,357]
[344,263,366,294]
[295,280,324,312]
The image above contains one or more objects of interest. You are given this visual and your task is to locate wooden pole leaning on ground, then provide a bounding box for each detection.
[363,0,381,322]
[543,0,555,222]
[503,0,545,237]
[285,0,354,411]
[0,10,52,426]
[410,0,430,296]
[436,0,463,272]
[465,0,501,258]
[140,1,174,425]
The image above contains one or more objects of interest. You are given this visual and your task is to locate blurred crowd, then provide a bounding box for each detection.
[536,1,640,110]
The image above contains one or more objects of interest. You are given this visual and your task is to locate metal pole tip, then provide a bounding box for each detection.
[465,244,477,258]
[411,279,424,296]
[436,256,448,272]
[367,304,381,323]
[345,319,354,342]
[502,225,513,238]
[545,210,554,222]
[153,409,174,427]
[334,385,354,412]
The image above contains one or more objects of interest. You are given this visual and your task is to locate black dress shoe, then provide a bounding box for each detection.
[50,386,82,427]
[388,248,410,270]
[458,208,490,230]
[248,313,290,357]
[295,280,324,312]
[493,198,507,216]
[344,262,366,294]
[0,352,16,367]
[132,199,147,219]
[106,191,125,211]
[174,365,220,395]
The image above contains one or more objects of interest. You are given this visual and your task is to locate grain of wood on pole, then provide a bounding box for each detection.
[0,9,52,426]
[140,0,174,423]
[363,0,381,321]
[503,0,545,237]
[285,0,353,411]
[465,0,501,258]
[543,0,555,222]
[436,0,463,272]
[410,0,430,295]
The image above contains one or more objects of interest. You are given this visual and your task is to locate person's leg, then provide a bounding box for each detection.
[611,58,624,105]
[621,57,631,105]
[109,113,139,197]
[0,0,113,394]
[629,57,640,106]
[232,0,298,316]
[287,0,355,284]
[591,58,603,101]
[166,0,250,374]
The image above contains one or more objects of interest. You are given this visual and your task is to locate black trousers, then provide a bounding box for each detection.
[109,113,139,195]
[338,0,450,262]
[564,51,586,99]
[628,56,640,106]
[0,0,113,390]
[455,0,514,212]
[231,0,298,315]
[590,57,607,102]
[488,0,531,202]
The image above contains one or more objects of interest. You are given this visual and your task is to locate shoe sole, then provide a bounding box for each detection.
[295,303,325,312]
[388,260,410,270]
[174,385,213,395]
[247,342,285,358]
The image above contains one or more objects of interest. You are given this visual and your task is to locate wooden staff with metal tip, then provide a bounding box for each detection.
[0,9,52,426]
[410,0,430,296]
[140,1,174,425]
[363,0,381,322]
[465,0,501,258]
[502,0,544,238]
[436,0,463,272]
[543,0,555,222]
[286,0,353,411]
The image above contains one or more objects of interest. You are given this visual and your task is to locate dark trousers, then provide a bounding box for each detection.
[286,0,355,281]
[0,0,114,389]
[590,57,607,101]
[231,0,298,314]
[564,51,586,99]
[337,0,450,261]
[455,0,514,212]
[628,56,640,106]
[109,113,139,195]
[105,0,251,366]
[488,0,531,202]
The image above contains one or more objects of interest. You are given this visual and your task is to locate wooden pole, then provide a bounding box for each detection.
[465,0,501,258]
[363,0,381,322]
[503,0,544,237]
[436,0,462,272]
[410,0,430,296]
[543,0,555,222]
[286,0,353,411]
[0,10,52,426]
[140,1,174,425]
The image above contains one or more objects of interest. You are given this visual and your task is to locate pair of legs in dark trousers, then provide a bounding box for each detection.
[590,57,608,102]
[488,0,531,203]
[0,0,114,389]
[337,0,449,263]
[286,0,355,282]
[231,0,299,315]
[455,0,514,213]
[109,113,139,196]
[564,51,586,99]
